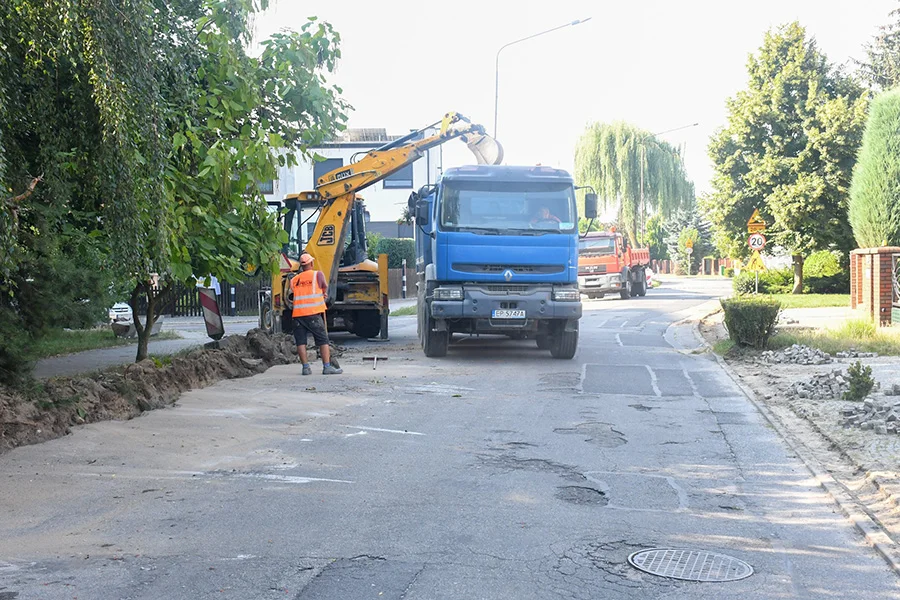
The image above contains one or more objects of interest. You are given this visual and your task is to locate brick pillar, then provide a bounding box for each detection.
[853,247,900,326]
[877,250,895,326]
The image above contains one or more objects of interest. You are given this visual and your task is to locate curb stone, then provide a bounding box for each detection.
[686,310,900,576]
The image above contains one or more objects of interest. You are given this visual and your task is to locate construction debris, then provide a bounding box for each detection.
[788,369,850,400]
[842,398,900,434]
[762,344,832,365]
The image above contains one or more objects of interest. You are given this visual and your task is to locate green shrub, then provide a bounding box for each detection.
[365,232,384,261]
[720,296,781,349]
[804,250,842,278]
[732,267,793,295]
[374,238,415,268]
[843,360,875,401]
[805,271,850,294]
[723,267,735,278]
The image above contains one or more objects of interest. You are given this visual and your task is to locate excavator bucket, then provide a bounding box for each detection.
[465,133,504,165]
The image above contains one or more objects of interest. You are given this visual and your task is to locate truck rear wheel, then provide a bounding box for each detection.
[549,325,578,359]
[635,274,647,297]
[421,303,448,357]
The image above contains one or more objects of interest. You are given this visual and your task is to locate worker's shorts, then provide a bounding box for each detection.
[293,314,329,348]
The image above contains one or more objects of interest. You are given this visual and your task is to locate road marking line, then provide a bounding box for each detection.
[645,365,662,397]
[615,333,623,347]
[345,425,425,436]
[232,473,353,484]
[683,368,702,398]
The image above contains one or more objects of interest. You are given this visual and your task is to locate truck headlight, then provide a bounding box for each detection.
[434,287,463,301]
[552,288,581,302]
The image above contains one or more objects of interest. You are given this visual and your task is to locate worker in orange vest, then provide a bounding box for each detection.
[290,253,342,375]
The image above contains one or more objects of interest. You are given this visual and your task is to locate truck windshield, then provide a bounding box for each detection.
[579,237,616,255]
[439,181,576,233]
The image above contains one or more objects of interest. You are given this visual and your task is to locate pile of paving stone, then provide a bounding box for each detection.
[762,344,833,365]
[835,350,879,359]
[788,369,850,400]
[842,398,900,434]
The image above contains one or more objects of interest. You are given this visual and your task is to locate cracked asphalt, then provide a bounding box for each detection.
[1,277,898,598]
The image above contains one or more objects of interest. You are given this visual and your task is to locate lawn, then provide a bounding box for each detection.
[768,318,900,356]
[32,328,181,359]
[390,305,417,317]
[768,293,850,309]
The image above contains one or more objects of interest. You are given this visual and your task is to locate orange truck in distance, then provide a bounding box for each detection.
[578,229,650,299]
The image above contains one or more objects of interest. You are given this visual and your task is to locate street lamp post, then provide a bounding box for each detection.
[638,122,699,245]
[494,18,591,139]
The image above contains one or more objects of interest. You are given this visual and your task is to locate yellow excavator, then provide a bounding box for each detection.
[259,112,503,339]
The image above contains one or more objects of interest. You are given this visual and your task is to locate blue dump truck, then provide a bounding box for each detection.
[409,165,598,359]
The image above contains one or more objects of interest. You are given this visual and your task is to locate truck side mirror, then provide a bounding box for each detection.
[415,201,430,226]
[584,193,598,219]
[407,191,419,215]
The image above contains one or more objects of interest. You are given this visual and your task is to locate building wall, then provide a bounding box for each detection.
[263,131,442,226]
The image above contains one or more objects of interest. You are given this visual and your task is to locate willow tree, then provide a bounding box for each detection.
[574,121,694,245]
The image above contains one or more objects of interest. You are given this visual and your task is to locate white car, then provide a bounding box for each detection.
[108,302,133,323]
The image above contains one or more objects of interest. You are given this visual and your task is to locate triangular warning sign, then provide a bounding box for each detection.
[279,253,293,272]
[744,250,767,272]
[747,208,766,233]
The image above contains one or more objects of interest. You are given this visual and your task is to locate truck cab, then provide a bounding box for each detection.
[411,165,590,359]
[578,230,649,299]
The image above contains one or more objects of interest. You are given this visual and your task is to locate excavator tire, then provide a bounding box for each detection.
[549,325,578,359]
[350,309,381,338]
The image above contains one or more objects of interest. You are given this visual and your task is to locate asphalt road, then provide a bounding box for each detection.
[2,277,898,599]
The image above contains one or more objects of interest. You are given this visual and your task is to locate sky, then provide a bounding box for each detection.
[255,0,897,197]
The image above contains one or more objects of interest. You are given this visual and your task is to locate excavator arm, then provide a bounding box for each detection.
[299,112,503,294]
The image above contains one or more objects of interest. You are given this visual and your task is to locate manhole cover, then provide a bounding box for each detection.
[628,548,753,582]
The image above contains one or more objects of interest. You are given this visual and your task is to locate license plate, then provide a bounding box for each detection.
[492,309,526,319]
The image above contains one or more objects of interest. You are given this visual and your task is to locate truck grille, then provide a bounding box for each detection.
[484,285,531,294]
[579,264,607,274]
[454,263,564,275]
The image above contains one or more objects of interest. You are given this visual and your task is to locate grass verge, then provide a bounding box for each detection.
[768,293,850,309]
[768,318,900,355]
[33,328,181,359]
[713,339,736,355]
[390,305,417,317]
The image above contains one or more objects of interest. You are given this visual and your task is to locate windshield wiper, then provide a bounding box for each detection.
[456,226,502,235]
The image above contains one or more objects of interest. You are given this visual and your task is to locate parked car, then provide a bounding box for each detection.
[108,302,133,323]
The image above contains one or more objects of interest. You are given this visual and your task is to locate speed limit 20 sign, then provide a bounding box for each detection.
[748,233,766,251]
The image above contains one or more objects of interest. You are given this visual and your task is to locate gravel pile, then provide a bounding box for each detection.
[835,350,879,359]
[842,398,900,435]
[788,369,850,400]
[762,344,832,365]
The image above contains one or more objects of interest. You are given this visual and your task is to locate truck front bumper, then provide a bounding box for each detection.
[578,273,623,293]
[431,284,581,330]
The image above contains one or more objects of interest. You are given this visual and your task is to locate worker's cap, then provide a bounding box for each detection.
[299,253,315,265]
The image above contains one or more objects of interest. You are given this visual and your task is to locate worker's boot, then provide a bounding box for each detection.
[301,365,312,376]
[322,364,343,375]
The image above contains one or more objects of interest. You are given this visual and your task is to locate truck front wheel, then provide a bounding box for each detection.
[421,304,448,357]
[549,324,578,359]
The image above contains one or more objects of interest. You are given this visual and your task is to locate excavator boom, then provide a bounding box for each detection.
[271,113,501,341]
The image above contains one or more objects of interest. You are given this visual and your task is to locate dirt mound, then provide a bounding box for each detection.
[0,329,297,454]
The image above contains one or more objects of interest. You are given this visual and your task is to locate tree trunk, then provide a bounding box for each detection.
[130,281,169,362]
[792,254,804,294]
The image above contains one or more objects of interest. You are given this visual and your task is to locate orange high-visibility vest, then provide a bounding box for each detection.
[291,270,327,317]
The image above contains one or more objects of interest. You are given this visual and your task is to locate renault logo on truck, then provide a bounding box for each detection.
[503,269,513,282]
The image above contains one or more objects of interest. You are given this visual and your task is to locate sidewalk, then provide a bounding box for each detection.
[33,316,259,380]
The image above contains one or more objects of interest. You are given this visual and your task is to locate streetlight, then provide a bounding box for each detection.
[494,18,592,139]
[639,122,699,245]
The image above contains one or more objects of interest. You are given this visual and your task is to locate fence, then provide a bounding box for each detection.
[137,277,268,318]
[388,268,417,299]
